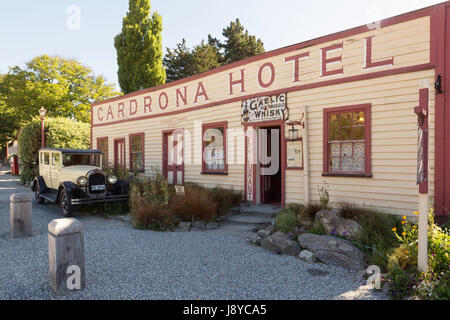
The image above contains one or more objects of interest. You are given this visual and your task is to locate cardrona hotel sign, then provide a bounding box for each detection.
[93,34,397,125]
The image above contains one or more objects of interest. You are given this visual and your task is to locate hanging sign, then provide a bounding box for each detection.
[241,93,288,124]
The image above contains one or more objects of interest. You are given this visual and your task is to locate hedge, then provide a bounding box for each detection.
[18,117,90,184]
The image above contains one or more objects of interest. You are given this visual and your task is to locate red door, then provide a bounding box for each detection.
[114,138,125,169]
[163,130,184,185]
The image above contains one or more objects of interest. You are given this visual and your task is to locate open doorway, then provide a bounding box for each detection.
[259,125,282,205]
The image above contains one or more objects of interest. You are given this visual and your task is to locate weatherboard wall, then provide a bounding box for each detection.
[91,12,436,216]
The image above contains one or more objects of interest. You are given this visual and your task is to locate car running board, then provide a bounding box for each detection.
[40,190,58,203]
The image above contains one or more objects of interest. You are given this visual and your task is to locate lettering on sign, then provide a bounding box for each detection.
[241,94,288,124]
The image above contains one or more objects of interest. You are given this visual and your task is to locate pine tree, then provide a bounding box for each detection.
[221,19,265,63]
[163,39,196,83]
[114,0,166,94]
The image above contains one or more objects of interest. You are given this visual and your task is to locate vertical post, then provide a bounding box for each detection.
[41,117,45,149]
[10,193,32,238]
[48,218,85,294]
[303,106,310,205]
[415,87,429,272]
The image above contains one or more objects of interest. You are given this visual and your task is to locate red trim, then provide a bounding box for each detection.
[364,36,394,69]
[285,137,304,170]
[162,129,185,185]
[418,88,429,194]
[323,104,372,176]
[432,3,449,216]
[92,63,434,128]
[244,119,286,207]
[91,2,439,108]
[129,132,145,172]
[96,137,109,167]
[113,138,126,169]
[201,121,228,174]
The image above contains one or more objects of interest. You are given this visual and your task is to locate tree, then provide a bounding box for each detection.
[0,55,119,124]
[115,0,166,93]
[18,117,90,184]
[163,39,221,82]
[163,19,265,82]
[221,19,265,64]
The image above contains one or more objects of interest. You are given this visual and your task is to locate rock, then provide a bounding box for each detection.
[178,222,192,229]
[265,225,275,233]
[192,221,206,230]
[250,236,262,246]
[257,229,272,238]
[299,219,313,229]
[298,250,317,263]
[261,232,300,256]
[382,282,390,295]
[298,233,367,271]
[206,222,220,230]
[313,209,363,239]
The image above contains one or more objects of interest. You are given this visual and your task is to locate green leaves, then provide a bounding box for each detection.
[164,19,265,82]
[115,0,166,94]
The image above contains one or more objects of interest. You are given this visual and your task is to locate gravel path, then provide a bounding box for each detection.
[0,170,388,300]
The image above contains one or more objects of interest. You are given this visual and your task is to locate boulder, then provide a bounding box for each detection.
[313,209,363,239]
[298,250,317,263]
[257,229,272,238]
[261,232,299,256]
[298,233,367,271]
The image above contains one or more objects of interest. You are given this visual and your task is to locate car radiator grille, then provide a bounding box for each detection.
[89,172,106,194]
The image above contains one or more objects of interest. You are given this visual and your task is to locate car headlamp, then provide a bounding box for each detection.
[76,176,88,186]
[108,174,118,184]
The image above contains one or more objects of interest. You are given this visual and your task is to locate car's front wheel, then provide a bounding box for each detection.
[59,189,74,218]
[34,184,45,204]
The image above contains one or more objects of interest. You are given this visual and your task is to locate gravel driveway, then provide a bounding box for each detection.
[0,170,388,300]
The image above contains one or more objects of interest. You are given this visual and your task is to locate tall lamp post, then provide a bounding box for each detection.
[39,107,47,149]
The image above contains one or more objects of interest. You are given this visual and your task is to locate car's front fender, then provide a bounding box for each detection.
[31,176,47,193]
[58,181,86,200]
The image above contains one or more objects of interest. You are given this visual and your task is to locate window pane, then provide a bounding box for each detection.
[330,156,340,171]
[341,143,352,157]
[330,143,340,156]
[341,127,352,140]
[204,127,225,171]
[44,153,50,165]
[341,113,352,127]
[329,125,339,141]
[353,157,365,172]
[353,126,365,140]
[131,135,143,152]
[341,156,352,171]
[354,112,365,125]
[52,153,61,166]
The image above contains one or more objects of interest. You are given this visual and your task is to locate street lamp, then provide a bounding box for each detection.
[39,107,47,149]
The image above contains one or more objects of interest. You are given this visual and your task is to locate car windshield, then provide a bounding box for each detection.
[63,154,101,167]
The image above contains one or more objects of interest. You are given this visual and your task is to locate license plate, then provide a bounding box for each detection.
[91,185,106,191]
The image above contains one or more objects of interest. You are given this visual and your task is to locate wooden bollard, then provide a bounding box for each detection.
[10,193,32,238]
[48,218,85,294]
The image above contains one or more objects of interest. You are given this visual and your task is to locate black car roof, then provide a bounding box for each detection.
[39,148,103,155]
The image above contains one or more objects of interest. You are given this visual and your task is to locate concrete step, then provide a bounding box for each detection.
[231,204,282,217]
[228,214,274,225]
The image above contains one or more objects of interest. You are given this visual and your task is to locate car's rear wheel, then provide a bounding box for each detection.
[34,184,45,204]
[59,189,74,218]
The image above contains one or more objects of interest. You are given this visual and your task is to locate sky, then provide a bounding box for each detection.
[0,0,443,90]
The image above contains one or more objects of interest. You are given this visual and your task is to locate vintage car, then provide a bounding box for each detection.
[32,148,129,217]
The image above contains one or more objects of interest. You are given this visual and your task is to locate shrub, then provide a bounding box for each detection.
[386,210,450,299]
[18,117,90,184]
[275,209,298,233]
[170,184,216,223]
[208,186,242,216]
[104,164,132,182]
[300,202,322,221]
[130,174,177,231]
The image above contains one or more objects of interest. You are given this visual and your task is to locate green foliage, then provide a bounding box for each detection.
[0,55,118,125]
[164,19,265,82]
[386,210,450,300]
[115,0,166,93]
[275,209,298,233]
[130,174,177,231]
[221,19,265,64]
[18,117,90,184]
[164,39,221,83]
[309,222,327,235]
